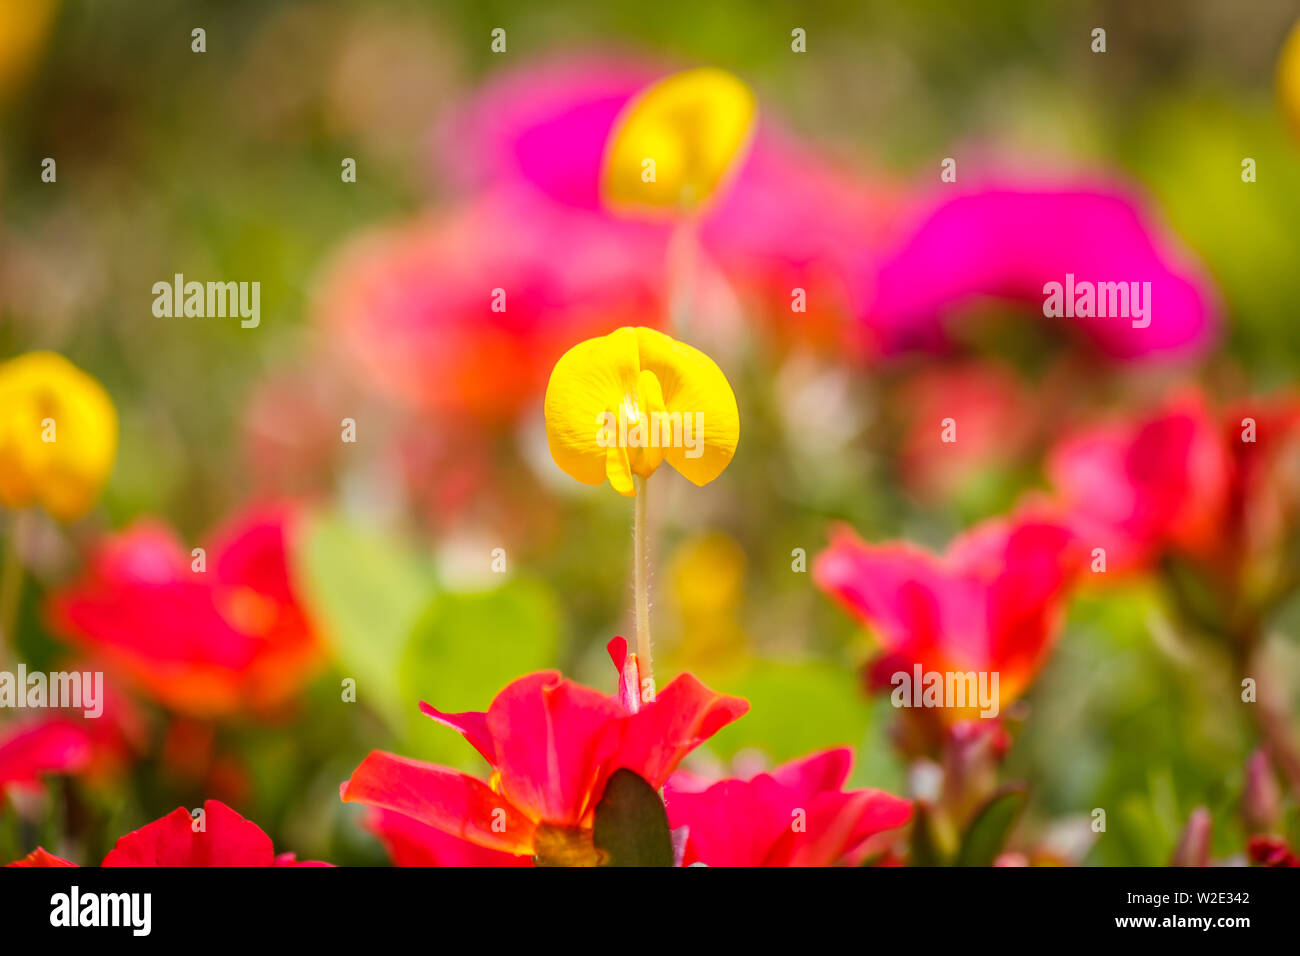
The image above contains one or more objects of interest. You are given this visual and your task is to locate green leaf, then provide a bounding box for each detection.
[593,769,674,867]
[294,511,434,730]
[956,785,1027,867]
[400,577,562,770]
[705,659,876,773]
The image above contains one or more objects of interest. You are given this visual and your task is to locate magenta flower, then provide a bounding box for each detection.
[861,184,1219,360]
[815,504,1080,723]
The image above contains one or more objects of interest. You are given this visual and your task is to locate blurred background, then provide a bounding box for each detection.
[2,0,1300,866]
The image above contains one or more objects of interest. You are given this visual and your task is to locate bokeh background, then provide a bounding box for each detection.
[2,0,1300,866]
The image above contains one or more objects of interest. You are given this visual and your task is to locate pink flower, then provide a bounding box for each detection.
[1046,392,1231,573]
[814,504,1080,719]
[665,748,911,866]
[317,190,666,424]
[435,57,895,352]
[861,184,1219,361]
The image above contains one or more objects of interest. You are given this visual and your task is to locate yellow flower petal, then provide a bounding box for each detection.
[0,351,117,521]
[1280,20,1300,138]
[543,327,739,495]
[601,67,756,217]
[634,327,739,487]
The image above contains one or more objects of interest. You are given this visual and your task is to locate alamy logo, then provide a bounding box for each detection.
[152,273,260,328]
[890,665,1000,718]
[0,666,104,718]
[595,410,706,458]
[1042,273,1151,328]
[50,887,151,936]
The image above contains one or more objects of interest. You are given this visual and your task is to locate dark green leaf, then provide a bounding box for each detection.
[956,785,1028,867]
[593,769,673,867]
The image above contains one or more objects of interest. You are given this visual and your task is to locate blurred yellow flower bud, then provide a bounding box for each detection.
[0,352,117,521]
[544,327,739,496]
[601,67,756,217]
[0,0,58,102]
[1280,20,1300,138]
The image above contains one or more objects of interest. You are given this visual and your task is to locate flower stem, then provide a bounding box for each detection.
[633,474,654,702]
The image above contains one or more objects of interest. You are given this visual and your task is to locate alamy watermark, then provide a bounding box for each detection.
[0,665,104,718]
[890,665,1000,718]
[1042,273,1151,328]
[595,410,705,458]
[152,273,260,328]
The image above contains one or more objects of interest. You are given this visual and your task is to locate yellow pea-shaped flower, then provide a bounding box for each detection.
[601,67,756,217]
[544,327,739,496]
[0,352,117,521]
[1280,20,1300,138]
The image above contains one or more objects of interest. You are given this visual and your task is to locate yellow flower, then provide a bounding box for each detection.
[1280,20,1300,138]
[0,0,58,101]
[601,67,756,217]
[544,327,739,496]
[0,352,117,521]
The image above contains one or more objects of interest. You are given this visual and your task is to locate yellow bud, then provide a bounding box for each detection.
[544,327,739,496]
[0,351,117,521]
[601,68,756,217]
[1280,20,1300,138]
[0,0,58,101]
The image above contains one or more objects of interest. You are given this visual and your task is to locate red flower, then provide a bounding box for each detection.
[49,505,322,718]
[1047,393,1230,573]
[0,717,91,799]
[665,748,911,866]
[7,800,328,866]
[363,807,530,867]
[1247,835,1300,867]
[6,847,77,867]
[101,800,327,867]
[342,669,747,864]
[814,505,1079,719]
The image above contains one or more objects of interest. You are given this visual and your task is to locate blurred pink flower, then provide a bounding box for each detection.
[896,361,1040,501]
[435,56,897,352]
[815,503,1080,724]
[861,185,1219,360]
[317,189,666,424]
[1047,392,1232,574]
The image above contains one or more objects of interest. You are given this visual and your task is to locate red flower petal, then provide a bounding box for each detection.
[103,801,277,866]
[485,672,624,827]
[364,807,531,867]
[418,702,496,765]
[616,672,749,789]
[342,750,537,855]
[6,847,78,867]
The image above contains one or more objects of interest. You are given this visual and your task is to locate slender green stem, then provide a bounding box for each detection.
[633,474,654,702]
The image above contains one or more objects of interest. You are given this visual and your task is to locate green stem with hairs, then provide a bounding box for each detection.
[633,474,654,702]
